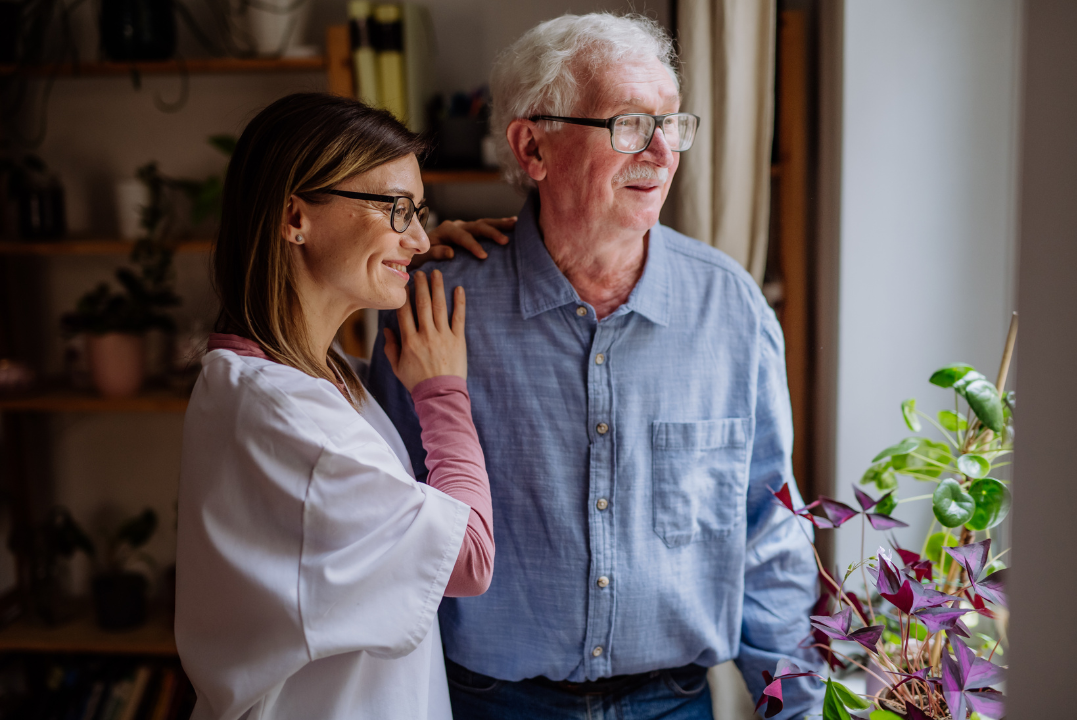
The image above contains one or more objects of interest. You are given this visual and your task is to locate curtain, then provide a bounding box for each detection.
[673,2,778,716]
[673,0,777,286]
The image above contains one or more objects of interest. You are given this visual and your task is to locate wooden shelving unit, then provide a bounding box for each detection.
[0,608,177,656]
[0,56,326,78]
[0,239,212,256]
[420,169,502,184]
[0,385,190,414]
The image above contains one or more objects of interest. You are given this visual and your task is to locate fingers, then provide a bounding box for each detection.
[382,327,401,371]
[430,269,448,332]
[413,270,434,332]
[410,245,454,270]
[440,222,488,259]
[396,282,416,339]
[451,286,466,336]
[465,220,510,246]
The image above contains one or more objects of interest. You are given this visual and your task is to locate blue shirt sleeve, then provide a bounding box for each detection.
[366,309,429,483]
[732,306,825,716]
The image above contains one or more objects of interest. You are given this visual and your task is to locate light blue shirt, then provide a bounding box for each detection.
[368,194,824,716]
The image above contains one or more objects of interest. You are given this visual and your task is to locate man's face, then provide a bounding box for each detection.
[539,54,681,235]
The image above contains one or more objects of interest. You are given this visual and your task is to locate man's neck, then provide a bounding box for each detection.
[538,204,649,321]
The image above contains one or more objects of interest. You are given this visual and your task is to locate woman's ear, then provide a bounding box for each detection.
[282,195,313,246]
[506,119,547,183]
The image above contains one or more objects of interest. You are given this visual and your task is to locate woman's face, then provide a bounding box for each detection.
[290,153,430,312]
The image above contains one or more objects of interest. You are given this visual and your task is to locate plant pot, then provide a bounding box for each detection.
[92,571,148,630]
[100,0,177,62]
[244,0,313,57]
[86,332,146,398]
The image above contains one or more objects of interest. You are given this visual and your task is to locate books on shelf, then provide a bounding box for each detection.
[1,656,195,720]
[347,2,435,133]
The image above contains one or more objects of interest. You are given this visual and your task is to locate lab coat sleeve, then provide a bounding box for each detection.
[300,435,470,661]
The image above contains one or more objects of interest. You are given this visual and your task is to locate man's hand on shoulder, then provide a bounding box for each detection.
[412,217,517,268]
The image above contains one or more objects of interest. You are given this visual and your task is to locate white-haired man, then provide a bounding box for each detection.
[370,13,824,720]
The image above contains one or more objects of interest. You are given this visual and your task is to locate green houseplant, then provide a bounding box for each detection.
[756,314,1017,720]
[90,508,158,631]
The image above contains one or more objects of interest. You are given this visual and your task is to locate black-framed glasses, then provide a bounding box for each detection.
[529,113,700,154]
[324,190,429,233]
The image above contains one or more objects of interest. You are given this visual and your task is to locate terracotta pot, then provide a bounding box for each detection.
[87,332,145,398]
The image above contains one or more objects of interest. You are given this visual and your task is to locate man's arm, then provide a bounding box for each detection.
[733,308,825,717]
[367,309,430,482]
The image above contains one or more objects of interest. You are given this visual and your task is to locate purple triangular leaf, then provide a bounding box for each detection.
[853,485,878,512]
[848,625,883,651]
[818,497,859,527]
[914,605,972,633]
[944,539,991,581]
[966,688,1006,717]
[875,549,905,595]
[891,541,921,567]
[809,608,852,640]
[903,701,934,720]
[974,568,1007,608]
[867,512,909,530]
[772,483,796,513]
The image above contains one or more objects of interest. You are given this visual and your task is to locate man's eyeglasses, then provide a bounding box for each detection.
[528,113,700,154]
[324,190,430,233]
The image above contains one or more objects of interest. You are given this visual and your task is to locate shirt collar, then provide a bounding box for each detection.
[514,192,671,327]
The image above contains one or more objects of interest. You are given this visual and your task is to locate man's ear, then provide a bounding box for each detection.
[282,195,313,246]
[506,119,547,183]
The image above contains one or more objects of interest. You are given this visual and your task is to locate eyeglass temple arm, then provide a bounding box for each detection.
[529,115,609,129]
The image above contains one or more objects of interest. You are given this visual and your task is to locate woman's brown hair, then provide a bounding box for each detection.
[214,92,426,405]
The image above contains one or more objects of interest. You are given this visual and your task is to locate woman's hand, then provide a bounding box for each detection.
[412,217,516,267]
[383,269,466,392]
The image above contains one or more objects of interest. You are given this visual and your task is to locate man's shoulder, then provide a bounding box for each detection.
[658,225,765,305]
[422,239,515,285]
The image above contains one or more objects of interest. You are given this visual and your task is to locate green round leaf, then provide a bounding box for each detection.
[872,437,921,463]
[926,531,959,571]
[875,492,898,516]
[823,680,852,720]
[966,477,1012,531]
[892,438,952,479]
[937,409,968,432]
[933,478,976,527]
[963,378,1005,433]
[957,453,990,479]
[953,370,987,394]
[861,462,898,491]
[901,398,921,432]
[929,363,976,389]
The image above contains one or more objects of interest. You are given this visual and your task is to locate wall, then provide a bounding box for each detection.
[11,0,670,589]
[1008,0,1077,714]
[832,1,1021,573]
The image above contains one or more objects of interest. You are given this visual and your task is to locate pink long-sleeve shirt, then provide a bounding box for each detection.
[206,334,493,597]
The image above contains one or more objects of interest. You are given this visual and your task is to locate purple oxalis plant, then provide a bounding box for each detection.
[761,344,1017,719]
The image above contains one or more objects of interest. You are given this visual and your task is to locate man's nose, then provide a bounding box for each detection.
[640,125,675,167]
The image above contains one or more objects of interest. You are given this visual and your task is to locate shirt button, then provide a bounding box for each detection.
[595,353,605,365]
[576,306,588,317]
[596,422,609,435]
[596,498,609,511]
[592,646,603,657]
[597,576,610,588]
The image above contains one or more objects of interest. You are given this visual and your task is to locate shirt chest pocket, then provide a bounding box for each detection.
[652,418,750,548]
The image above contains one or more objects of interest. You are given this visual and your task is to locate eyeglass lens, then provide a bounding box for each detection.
[612,114,697,153]
[390,198,430,233]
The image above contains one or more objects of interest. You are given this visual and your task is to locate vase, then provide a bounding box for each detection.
[86,332,145,398]
[99,0,177,62]
[244,0,313,57]
[92,572,148,630]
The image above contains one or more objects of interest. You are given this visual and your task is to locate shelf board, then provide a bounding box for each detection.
[0,56,326,77]
[421,169,502,184]
[0,239,212,256]
[0,608,176,656]
[0,385,190,414]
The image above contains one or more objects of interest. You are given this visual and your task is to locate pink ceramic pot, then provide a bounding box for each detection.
[86,332,145,398]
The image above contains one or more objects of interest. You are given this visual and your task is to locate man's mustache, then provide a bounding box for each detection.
[613,165,669,186]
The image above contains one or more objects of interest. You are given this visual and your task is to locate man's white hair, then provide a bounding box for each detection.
[490,13,679,193]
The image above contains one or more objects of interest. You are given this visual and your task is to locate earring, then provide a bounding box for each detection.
[295,234,305,244]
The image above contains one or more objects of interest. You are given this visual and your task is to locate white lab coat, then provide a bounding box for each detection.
[176,350,468,720]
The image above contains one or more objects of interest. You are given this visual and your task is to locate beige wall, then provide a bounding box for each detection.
[10,0,670,593]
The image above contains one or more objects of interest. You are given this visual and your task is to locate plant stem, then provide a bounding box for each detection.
[915,410,959,448]
[860,515,876,624]
[897,494,934,504]
[996,312,1019,392]
[795,519,871,627]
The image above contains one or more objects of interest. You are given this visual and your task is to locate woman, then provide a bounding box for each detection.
[176,92,512,720]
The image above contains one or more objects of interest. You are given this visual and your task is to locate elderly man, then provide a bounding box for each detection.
[369,12,823,720]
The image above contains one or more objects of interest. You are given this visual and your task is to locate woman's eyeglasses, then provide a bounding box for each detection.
[324,190,430,233]
[528,113,700,154]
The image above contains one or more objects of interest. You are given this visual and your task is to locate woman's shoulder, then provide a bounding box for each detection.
[194,350,368,446]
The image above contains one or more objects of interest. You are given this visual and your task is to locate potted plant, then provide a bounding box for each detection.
[91,508,158,631]
[754,315,1017,719]
[31,507,95,626]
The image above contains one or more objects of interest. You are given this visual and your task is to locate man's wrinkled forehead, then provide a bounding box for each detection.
[579,57,681,115]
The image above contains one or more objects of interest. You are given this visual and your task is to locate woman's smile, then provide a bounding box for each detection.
[383,259,411,280]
